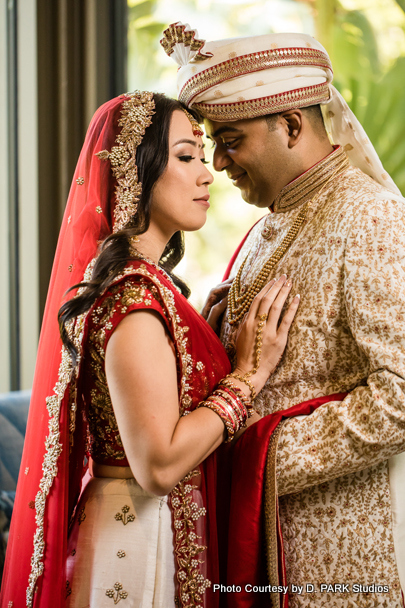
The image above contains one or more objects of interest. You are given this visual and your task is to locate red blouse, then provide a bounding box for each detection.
[81,260,231,467]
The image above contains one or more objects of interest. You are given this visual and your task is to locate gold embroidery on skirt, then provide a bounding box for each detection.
[105,582,128,603]
[114,505,135,525]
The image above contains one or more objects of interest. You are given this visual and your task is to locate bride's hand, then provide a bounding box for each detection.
[234,275,299,396]
[201,278,233,333]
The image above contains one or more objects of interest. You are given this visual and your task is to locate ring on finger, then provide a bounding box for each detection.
[257,313,268,322]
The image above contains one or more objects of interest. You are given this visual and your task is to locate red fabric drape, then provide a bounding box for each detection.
[1,97,127,608]
[79,262,232,607]
[224,393,348,608]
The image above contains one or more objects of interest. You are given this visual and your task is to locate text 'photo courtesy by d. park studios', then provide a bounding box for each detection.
[212,583,390,595]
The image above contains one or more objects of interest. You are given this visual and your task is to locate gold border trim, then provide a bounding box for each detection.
[273,146,350,213]
[193,82,330,121]
[95,91,155,233]
[26,346,72,606]
[180,47,332,106]
[171,470,210,607]
[26,261,94,606]
[264,422,285,608]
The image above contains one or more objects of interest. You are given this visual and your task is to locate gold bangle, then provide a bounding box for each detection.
[199,401,236,442]
[215,387,248,426]
[228,372,257,401]
[220,376,251,409]
[198,385,250,442]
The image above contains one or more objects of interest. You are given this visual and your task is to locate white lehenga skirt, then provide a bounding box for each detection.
[66,476,176,607]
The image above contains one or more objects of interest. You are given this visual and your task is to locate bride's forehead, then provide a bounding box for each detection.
[169,112,204,148]
[170,109,194,132]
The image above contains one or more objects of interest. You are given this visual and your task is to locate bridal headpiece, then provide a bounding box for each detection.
[96,90,155,232]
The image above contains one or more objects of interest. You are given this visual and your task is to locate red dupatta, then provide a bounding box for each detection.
[1,96,128,608]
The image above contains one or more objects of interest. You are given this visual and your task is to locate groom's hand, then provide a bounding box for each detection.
[201,278,233,333]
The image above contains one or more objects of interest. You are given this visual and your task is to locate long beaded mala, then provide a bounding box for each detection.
[227,164,346,326]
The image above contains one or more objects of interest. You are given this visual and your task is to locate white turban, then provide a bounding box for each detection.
[161,22,400,196]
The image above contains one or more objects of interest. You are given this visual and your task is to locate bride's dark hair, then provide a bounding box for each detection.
[59,93,196,363]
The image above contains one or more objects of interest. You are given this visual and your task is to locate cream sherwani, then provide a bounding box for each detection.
[221,147,405,608]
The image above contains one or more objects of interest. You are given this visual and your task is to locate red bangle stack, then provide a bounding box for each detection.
[197,375,254,442]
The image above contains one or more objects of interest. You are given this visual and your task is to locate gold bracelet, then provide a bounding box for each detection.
[199,401,236,442]
[227,312,267,402]
[220,376,251,409]
[228,372,257,401]
[252,313,267,373]
[198,386,248,442]
[220,381,255,418]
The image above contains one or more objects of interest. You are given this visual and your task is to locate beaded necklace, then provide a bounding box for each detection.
[227,163,346,325]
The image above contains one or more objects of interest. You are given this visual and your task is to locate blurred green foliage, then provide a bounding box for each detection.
[127,0,167,91]
[312,0,405,192]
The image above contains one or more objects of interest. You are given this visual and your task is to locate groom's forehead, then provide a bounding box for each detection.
[204,119,254,140]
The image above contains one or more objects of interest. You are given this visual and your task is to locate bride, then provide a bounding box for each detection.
[1,91,299,608]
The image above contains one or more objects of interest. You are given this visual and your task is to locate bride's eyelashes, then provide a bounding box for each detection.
[178,155,209,164]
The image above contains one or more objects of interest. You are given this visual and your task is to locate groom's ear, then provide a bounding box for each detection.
[280,110,303,149]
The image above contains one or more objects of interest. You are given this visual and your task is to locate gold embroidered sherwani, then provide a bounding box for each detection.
[221,147,405,608]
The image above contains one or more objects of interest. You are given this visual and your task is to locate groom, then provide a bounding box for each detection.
[162,24,405,608]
